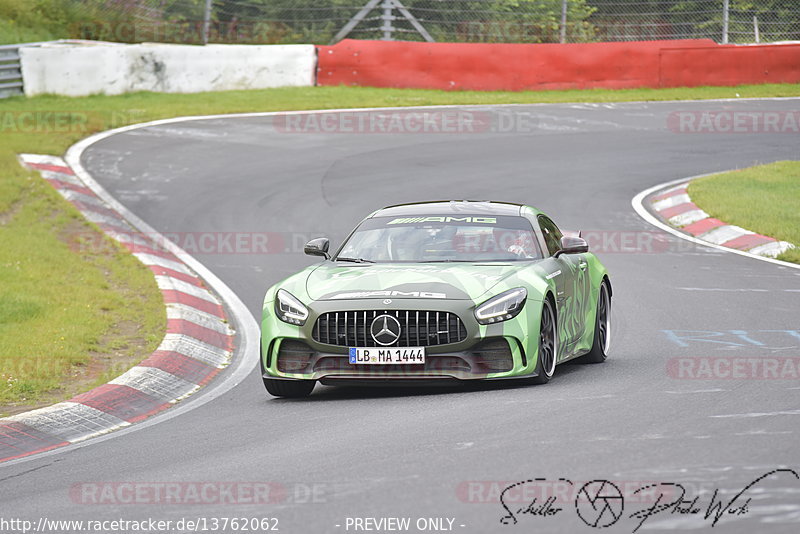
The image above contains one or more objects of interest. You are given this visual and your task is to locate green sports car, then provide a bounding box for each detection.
[260,201,612,397]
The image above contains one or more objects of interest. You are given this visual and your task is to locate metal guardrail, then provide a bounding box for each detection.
[0,41,62,99]
[0,44,24,99]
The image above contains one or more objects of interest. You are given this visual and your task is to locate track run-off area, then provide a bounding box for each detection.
[2,99,800,534]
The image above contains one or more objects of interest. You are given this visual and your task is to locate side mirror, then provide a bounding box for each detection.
[555,235,589,256]
[304,237,330,259]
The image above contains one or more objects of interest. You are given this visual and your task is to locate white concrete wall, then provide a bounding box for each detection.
[20,42,316,96]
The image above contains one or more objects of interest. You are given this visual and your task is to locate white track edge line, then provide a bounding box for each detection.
[25,94,800,140]
[64,128,259,439]
[631,174,800,271]
[0,132,259,469]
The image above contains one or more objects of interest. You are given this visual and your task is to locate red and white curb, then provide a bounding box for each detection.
[649,180,795,258]
[0,154,235,463]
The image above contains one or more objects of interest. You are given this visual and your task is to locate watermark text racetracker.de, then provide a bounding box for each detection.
[668,110,800,134]
[70,230,327,255]
[70,481,328,505]
[668,357,800,379]
[663,330,800,379]
[69,20,284,44]
[273,110,538,134]
[554,231,676,254]
[71,229,685,256]
[0,111,146,134]
[0,517,278,534]
[453,230,681,255]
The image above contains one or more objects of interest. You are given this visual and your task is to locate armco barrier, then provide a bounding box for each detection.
[660,43,800,88]
[20,42,316,96]
[0,44,25,99]
[317,39,800,91]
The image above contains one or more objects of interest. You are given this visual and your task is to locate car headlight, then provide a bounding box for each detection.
[475,287,527,325]
[275,289,309,325]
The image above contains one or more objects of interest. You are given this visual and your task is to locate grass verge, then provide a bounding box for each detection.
[688,161,800,264]
[1,83,799,414]
[0,160,165,415]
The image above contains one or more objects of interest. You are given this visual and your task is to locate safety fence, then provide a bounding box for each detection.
[48,0,800,45]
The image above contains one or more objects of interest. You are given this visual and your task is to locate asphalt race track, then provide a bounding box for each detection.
[3,99,800,533]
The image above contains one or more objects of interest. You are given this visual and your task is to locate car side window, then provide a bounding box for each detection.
[538,216,563,257]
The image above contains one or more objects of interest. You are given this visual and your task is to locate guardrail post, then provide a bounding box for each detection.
[753,14,760,43]
[722,0,730,44]
[381,0,395,40]
[203,0,212,44]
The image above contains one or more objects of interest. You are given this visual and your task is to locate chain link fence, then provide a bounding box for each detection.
[62,0,800,45]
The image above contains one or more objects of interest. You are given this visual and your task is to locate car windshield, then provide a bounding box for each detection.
[335,214,542,263]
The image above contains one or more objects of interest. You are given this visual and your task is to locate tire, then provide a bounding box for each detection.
[263,378,315,398]
[580,280,611,364]
[531,297,557,384]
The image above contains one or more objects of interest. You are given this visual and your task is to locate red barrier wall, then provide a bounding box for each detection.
[317,39,715,91]
[316,39,799,91]
[659,44,800,87]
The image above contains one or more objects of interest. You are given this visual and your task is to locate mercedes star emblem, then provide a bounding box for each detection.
[370,314,402,346]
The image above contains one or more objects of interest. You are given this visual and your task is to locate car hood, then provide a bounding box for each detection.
[305,262,531,301]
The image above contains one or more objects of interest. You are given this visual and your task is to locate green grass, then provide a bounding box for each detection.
[0,161,165,412]
[0,0,94,45]
[2,83,800,413]
[0,17,58,44]
[2,84,800,131]
[689,161,800,264]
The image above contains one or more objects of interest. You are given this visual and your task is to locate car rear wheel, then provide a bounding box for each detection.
[580,281,611,364]
[531,298,557,384]
[263,378,315,398]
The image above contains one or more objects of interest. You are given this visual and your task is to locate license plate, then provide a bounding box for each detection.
[349,347,425,365]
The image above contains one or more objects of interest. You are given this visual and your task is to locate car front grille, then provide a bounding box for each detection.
[312,310,467,347]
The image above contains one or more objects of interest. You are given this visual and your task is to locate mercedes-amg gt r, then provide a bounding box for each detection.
[260,201,611,397]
